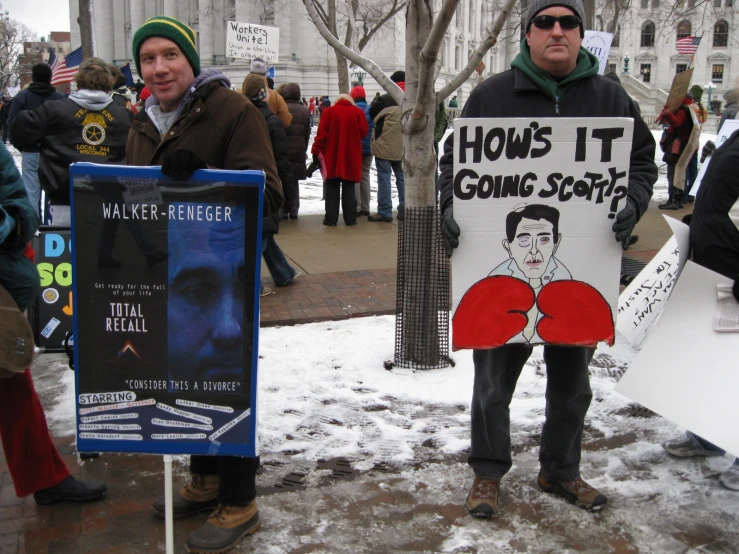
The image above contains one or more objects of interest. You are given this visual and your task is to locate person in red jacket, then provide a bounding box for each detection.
[311,93,368,226]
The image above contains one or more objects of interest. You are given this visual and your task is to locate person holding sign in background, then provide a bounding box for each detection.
[127,16,283,554]
[438,0,657,518]
[657,94,694,210]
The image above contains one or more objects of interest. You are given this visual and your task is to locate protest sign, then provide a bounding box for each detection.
[70,163,264,457]
[616,216,690,347]
[665,68,694,114]
[30,228,73,350]
[451,118,632,350]
[615,261,739,457]
[583,31,613,75]
[690,119,739,197]
[226,21,279,62]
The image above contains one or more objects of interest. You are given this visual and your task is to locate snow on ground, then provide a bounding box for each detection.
[44,315,739,553]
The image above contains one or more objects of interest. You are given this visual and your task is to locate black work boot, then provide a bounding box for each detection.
[658,196,680,210]
[33,475,107,505]
[152,473,219,519]
[185,500,260,553]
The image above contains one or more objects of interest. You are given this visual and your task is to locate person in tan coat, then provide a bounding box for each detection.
[127,16,283,554]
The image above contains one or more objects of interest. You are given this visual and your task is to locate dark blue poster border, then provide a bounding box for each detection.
[70,163,264,457]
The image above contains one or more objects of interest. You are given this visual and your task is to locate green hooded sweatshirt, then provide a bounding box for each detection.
[511,39,599,105]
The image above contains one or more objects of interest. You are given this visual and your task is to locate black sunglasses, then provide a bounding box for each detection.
[532,15,581,30]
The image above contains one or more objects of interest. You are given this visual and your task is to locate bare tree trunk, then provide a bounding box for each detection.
[327,0,351,93]
[78,0,94,59]
[583,0,595,31]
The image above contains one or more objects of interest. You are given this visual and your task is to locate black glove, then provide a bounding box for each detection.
[441,206,461,258]
[161,149,207,179]
[700,140,716,163]
[733,279,739,303]
[612,199,637,251]
[306,155,320,177]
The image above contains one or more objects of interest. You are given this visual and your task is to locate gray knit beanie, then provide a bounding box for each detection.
[250,57,267,75]
[525,0,585,37]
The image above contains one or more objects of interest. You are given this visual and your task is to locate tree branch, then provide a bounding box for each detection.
[357,0,409,51]
[345,0,359,51]
[311,0,330,27]
[437,0,517,102]
[302,0,404,103]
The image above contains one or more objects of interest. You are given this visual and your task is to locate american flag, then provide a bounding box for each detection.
[676,36,701,55]
[50,47,83,85]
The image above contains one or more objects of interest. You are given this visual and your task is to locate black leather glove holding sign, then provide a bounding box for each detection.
[161,149,208,179]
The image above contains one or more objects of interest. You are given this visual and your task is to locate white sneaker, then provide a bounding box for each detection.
[260,286,272,297]
[719,464,739,491]
[279,269,302,287]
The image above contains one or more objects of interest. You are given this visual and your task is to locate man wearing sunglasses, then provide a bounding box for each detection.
[438,0,657,519]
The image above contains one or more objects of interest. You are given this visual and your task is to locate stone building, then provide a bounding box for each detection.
[18,32,72,88]
[68,0,737,116]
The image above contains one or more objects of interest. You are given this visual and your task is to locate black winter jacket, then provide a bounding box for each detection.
[691,130,739,279]
[254,99,296,233]
[280,83,311,182]
[12,95,133,203]
[8,83,64,152]
[438,68,657,220]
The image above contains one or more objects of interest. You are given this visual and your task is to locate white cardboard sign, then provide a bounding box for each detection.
[226,21,279,62]
[615,260,738,457]
[451,118,633,350]
[690,119,739,198]
[583,31,614,76]
[616,216,690,347]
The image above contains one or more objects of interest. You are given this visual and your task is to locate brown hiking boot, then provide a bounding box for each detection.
[538,473,608,511]
[152,473,219,519]
[186,500,261,553]
[465,476,500,518]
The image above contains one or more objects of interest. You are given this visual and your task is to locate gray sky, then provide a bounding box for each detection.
[3,0,70,39]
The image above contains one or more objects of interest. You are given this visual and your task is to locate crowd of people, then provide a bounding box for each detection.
[1,2,738,553]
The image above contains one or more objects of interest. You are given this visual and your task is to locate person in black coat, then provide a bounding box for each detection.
[0,97,12,144]
[243,74,300,290]
[661,129,739,491]
[8,64,64,218]
[279,82,311,219]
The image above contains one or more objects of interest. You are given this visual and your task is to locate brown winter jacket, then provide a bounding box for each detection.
[370,106,403,161]
[240,74,292,127]
[127,82,283,216]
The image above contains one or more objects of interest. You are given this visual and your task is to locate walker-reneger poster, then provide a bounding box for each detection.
[70,164,264,456]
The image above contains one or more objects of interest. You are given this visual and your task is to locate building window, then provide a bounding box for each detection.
[612,25,621,47]
[640,0,648,8]
[469,0,474,33]
[676,20,691,39]
[455,45,461,70]
[676,0,685,8]
[442,40,447,68]
[712,63,724,82]
[652,0,660,7]
[456,2,463,30]
[688,0,696,5]
[714,0,721,6]
[480,4,486,37]
[641,21,655,47]
[676,63,688,74]
[714,20,729,47]
[608,62,617,74]
[641,63,652,83]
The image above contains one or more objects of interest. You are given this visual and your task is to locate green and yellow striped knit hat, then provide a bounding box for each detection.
[133,16,200,77]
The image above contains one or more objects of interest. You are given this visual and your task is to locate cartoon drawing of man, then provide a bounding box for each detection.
[489,204,571,343]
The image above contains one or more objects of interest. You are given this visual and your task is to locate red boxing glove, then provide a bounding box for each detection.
[453,276,534,350]
[23,242,35,262]
[536,280,614,347]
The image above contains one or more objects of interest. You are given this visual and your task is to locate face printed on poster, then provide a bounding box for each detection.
[71,165,263,457]
[451,118,633,350]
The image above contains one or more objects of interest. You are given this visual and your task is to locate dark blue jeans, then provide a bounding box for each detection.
[684,152,699,198]
[262,233,295,286]
[469,344,594,481]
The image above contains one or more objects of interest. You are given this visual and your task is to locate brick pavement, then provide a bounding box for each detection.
[260,268,397,326]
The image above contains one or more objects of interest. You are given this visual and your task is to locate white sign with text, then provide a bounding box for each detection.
[451,118,633,350]
[226,21,279,62]
[583,31,614,75]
